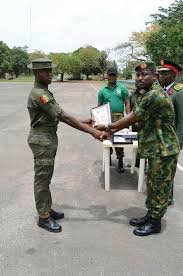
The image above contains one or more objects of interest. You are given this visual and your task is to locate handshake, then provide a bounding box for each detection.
[83,118,111,142]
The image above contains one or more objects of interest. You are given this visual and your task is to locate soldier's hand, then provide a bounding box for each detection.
[82,118,94,127]
[91,129,109,141]
[94,124,106,131]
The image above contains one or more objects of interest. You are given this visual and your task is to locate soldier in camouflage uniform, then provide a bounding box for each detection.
[96,61,180,236]
[27,58,106,233]
[158,60,183,205]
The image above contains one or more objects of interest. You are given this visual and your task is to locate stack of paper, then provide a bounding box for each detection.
[112,129,138,144]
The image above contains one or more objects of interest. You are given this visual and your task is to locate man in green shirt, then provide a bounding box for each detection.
[96,61,180,236]
[98,67,131,172]
[158,59,183,205]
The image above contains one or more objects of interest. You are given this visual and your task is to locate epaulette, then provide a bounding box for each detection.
[174,83,183,91]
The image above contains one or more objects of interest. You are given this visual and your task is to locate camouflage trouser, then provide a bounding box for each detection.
[169,144,182,202]
[28,129,58,216]
[111,113,124,159]
[146,154,178,220]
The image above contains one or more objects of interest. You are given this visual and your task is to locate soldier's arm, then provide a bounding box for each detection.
[96,111,138,132]
[57,111,107,140]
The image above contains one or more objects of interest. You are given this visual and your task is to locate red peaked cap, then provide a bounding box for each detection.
[159,59,182,75]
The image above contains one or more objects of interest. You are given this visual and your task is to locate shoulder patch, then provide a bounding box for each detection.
[40,95,50,104]
[174,83,183,91]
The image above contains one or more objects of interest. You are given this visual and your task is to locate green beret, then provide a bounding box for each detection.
[27,58,56,70]
[135,61,156,72]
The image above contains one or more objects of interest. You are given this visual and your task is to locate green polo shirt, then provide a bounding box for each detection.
[98,82,129,113]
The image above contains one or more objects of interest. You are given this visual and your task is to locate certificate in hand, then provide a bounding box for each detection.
[91,103,111,127]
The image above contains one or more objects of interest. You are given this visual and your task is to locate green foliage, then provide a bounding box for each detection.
[69,53,83,79]
[146,0,183,65]
[122,67,132,80]
[0,41,12,78]
[29,50,46,61]
[0,42,109,80]
[10,47,30,77]
[107,60,118,70]
[48,52,71,78]
[98,51,108,77]
[76,46,101,79]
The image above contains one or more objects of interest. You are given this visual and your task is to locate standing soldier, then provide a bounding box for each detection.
[158,60,183,205]
[27,58,106,233]
[97,61,180,236]
[98,67,131,172]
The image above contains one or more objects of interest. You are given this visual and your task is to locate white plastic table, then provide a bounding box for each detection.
[102,140,145,192]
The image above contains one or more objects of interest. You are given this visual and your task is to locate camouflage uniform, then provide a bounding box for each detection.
[134,81,180,220]
[165,83,183,202]
[166,83,183,146]
[27,80,63,216]
[129,88,142,132]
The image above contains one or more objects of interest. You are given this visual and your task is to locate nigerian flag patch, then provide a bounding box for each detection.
[40,95,49,104]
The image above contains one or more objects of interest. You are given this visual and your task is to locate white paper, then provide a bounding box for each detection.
[91,103,111,127]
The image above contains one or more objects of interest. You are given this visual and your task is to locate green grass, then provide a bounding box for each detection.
[5,75,34,82]
[0,75,34,82]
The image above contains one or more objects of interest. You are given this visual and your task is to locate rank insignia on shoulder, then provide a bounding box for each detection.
[40,95,50,104]
[174,83,183,91]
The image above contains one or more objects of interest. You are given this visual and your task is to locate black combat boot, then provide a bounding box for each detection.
[168,200,174,206]
[117,158,124,173]
[38,217,62,233]
[49,209,64,220]
[129,212,150,227]
[133,218,161,236]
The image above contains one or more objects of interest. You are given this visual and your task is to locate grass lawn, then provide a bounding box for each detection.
[0,75,35,82]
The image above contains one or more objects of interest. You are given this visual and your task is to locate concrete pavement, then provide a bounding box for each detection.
[0,81,183,276]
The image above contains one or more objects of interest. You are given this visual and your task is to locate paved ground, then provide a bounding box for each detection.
[0,81,183,276]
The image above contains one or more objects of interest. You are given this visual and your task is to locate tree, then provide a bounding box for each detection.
[98,50,108,78]
[145,0,183,65]
[48,52,71,81]
[29,50,46,61]
[0,41,11,78]
[122,67,132,80]
[76,46,101,79]
[10,47,30,77]
[69,52,83,80]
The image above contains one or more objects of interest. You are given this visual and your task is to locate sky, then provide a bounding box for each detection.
[0,0,174,54]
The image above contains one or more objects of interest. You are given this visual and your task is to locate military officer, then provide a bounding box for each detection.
[97,61,180,236]
[27,58,106,233]
[158,60,183,205]
[98,67,131,172]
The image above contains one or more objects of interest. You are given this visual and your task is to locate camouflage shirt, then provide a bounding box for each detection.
[129,89,142,110]
[134,81,180,158]
[166,83,183,144]
[27,81,63,128]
